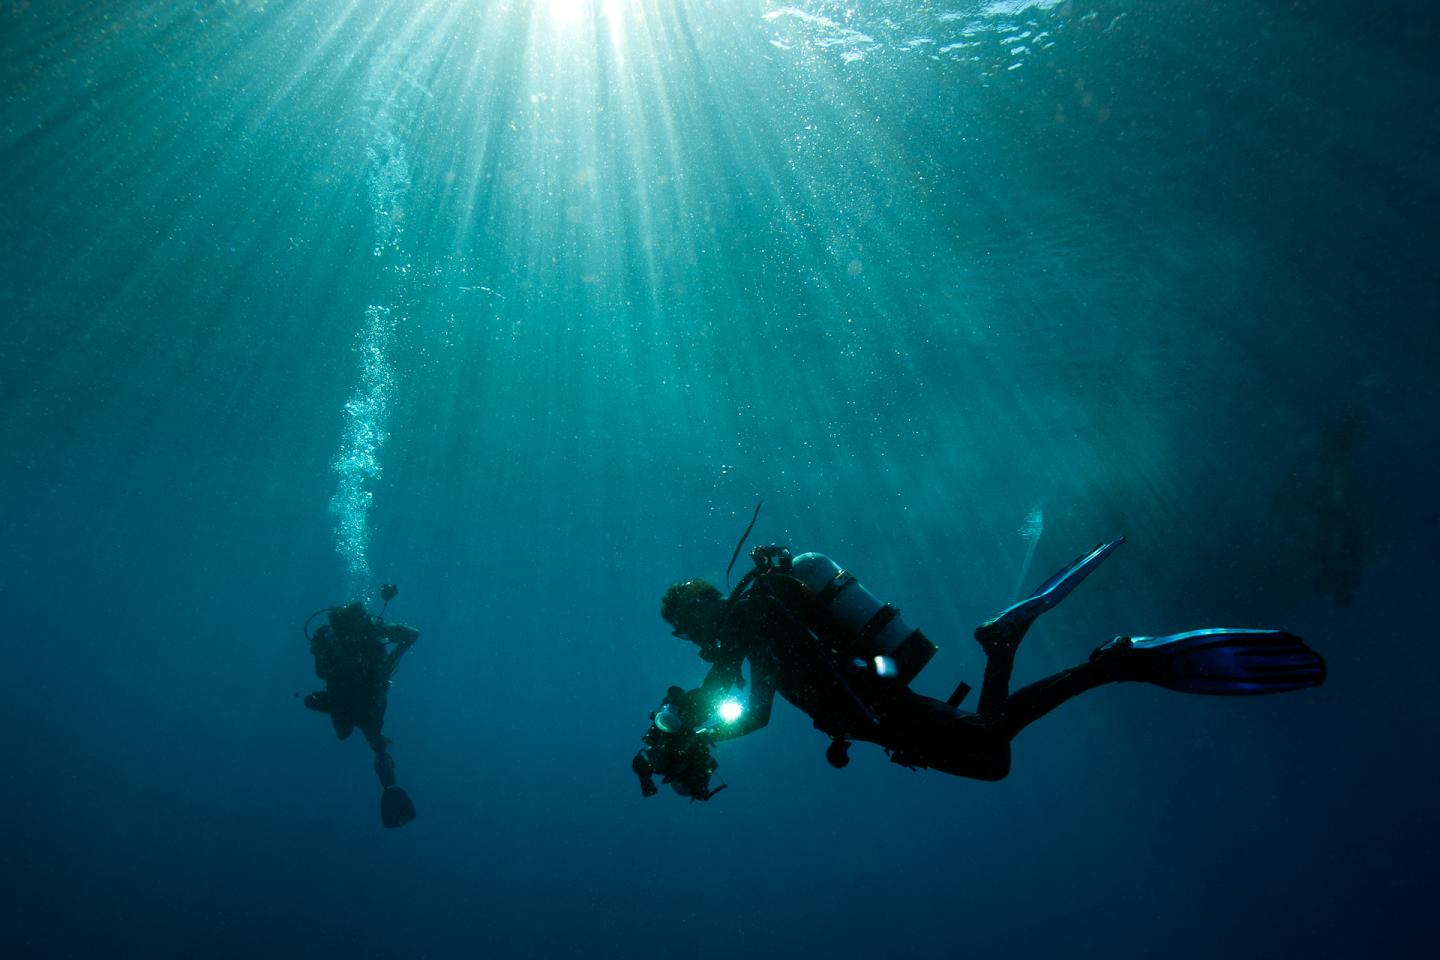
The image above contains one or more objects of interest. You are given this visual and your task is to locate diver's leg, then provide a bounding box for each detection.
[874,651,1114,776]
[866,690,1013,781]
[356,700,416,827]
[373,751,398,789]
[993,658,1115,740]
[977,643,1018,717]
[357,687,403,788]
[359,719,398,788]
[374,744,415,827]
[358,693,390,753]
[972,590,1038,716]
[330,714,355,740]
[360,719,390,757]
[972,538,1126,715]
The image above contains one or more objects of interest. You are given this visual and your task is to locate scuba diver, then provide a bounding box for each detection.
[632,686,728,801]
[302,584,419,827]
[651,535,1326,786]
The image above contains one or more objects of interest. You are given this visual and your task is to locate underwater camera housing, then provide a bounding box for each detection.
[637,697,725,801]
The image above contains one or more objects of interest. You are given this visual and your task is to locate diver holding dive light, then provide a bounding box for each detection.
[302,584,420,827]
[641,517,1326,791]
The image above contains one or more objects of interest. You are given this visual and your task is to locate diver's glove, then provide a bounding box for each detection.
[383,624,420,647]
[632,752,659,798]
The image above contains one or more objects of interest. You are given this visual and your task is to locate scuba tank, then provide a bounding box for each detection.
[786,552,937,684]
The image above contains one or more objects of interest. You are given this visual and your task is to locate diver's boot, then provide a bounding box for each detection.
[1088,637,1139,680]
[374,752,398,789]
[973,613,1027,658]
[374,753,415,828]
[975,537,1125,656]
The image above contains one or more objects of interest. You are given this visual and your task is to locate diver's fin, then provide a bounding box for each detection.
[380,786,417,828]
[1094,629,1326,695]
[976,537,1125,652]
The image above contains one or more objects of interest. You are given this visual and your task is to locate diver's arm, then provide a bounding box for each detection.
[699,660,775,742]
[700,657,744,695]
[733,663,775,736]
[631,750,659,797]
[380,624,419,675]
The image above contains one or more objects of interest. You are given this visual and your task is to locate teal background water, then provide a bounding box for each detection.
[3,1,1436,957]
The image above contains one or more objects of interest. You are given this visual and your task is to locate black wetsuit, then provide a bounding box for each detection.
[305,605,418,784]
[703,580,1117,782]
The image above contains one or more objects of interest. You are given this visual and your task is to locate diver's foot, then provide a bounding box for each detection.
[1090,635,1130,660]
[1089,636,1141,680]
[974,610,1031,657]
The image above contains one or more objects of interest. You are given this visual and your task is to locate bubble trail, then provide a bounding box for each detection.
[330,303,399,597]
[1011,504,1045,601]
[329,91,412,601]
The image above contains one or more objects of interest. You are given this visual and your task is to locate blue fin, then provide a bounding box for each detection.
[1101,629,1326,695]
[976,537,1125,651]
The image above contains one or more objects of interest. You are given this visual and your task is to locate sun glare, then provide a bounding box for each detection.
[543,0,626,28]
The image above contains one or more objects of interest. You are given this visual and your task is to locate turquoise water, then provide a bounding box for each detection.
[3,2,1436,957]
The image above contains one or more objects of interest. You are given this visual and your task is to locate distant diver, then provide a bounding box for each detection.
[303,583,420,827]
[641,532,1325,791]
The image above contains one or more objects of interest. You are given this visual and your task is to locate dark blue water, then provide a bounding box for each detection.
[3,1,1436,957]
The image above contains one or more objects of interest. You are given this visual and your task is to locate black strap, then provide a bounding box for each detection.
[857,604,900,645]
[815,569,854,607]
[725,499,764,588]
[303,607,331,642]
[946,680,972,708]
